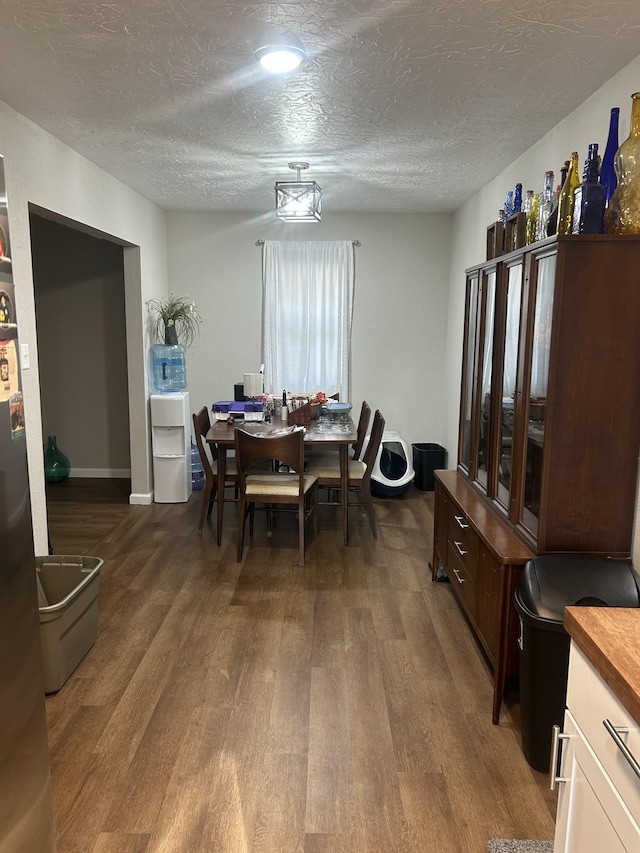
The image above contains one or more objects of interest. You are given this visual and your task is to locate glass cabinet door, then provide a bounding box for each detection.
[474,268,497,492]
[519,249,557,536]
[496,259,524,513]
[458,271,480,473]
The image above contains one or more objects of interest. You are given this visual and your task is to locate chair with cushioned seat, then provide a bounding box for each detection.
[307,408,385,539]
[192,407,239,536]
[306,399,371,470]
[234,426,319,566]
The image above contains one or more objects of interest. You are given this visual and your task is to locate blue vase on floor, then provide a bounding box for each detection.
[44,435,70,483]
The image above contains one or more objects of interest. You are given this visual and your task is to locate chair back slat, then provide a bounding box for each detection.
[193,408,214,479]
[352,401,371,460]
[361,410,385,485]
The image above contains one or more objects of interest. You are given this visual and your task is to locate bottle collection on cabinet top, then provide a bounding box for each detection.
[487,93,640,259]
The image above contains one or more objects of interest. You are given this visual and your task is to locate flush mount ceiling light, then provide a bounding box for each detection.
[256,32,307,73]
[275,162,322,222]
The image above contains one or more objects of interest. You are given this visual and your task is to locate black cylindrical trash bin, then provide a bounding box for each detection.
[514,554,640,772]
[412,443,446,491]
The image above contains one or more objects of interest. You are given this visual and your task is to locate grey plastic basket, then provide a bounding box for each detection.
[37,555,102,694]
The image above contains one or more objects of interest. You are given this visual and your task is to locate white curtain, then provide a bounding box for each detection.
[262,240,355,400]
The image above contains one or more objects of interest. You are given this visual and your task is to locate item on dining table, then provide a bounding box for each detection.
[287,400,312,426]
[243,372,262,397]
[212,400,265,422]
[324,401,353,423]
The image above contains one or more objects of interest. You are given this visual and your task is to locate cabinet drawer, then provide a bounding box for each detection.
[448,509,479,582]
[556,709,640,852]
[447,543,477,621]
[567,644,640,826]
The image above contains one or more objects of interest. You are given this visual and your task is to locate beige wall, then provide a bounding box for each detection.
[0,100,168,554]
[166,212,453,451]
[31,216,130,476]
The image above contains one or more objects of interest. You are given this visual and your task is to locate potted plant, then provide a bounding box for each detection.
[147,293,203,392]
[147,292,203,347]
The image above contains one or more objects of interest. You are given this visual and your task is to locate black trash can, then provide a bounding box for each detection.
[412,443,446,491]
[514,554,640,772]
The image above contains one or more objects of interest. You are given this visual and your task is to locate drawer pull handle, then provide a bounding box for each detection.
[549,725,571,790]
[453,540,468,557]
[454,514,469,530]
[451,567,465,584]
[603,719,640,781]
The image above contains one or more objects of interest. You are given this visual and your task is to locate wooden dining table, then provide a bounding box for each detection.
[206,417,357,547]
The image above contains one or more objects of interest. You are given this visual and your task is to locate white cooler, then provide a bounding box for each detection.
[151,392,191,502]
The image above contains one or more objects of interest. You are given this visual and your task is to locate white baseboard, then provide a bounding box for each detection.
[69,468,131,478]
[64,469,151,504]
[129,493,153,505]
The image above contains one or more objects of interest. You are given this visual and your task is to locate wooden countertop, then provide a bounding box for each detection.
[565,606,640,725]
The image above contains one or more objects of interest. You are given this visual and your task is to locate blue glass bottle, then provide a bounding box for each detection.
[572,143,606,235]
[503,190,514,219]
[600,107,620,212]
[513,184,523,213]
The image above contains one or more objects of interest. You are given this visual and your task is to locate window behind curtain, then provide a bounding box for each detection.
[262,240,355,400]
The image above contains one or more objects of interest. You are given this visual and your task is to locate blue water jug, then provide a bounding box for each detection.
[190,441,205,491]
[152,344,186,392]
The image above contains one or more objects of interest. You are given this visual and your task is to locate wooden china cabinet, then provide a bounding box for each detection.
[433,235,640,724]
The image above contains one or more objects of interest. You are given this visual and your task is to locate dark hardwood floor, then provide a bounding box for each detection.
[44,479,557,852]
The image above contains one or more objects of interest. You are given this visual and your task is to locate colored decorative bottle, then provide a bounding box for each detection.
[536,171,555,240]
[522,189,534,217]
[546,161,569,236]
[526,193,539,244]
[513,183,523,213]
[600,107,620,213]
[44,435,71,484]
[605,92,640,235]
[503,191,514,220]
[556,151,580,235]
[572,143,606,235]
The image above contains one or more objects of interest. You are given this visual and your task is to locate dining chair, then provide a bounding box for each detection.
[306,408,385,539]
[192,407,238,535]
[234,426,319,566]
[306,399,371,468]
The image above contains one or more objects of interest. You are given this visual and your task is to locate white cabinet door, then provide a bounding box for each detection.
[554,710,640,853]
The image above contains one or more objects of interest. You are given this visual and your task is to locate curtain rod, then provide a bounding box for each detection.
[255,239,360,246]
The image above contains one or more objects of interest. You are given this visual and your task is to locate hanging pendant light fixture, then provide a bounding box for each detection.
[275,162,322,222]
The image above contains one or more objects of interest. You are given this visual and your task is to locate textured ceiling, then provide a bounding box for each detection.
[0,1,639,214]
